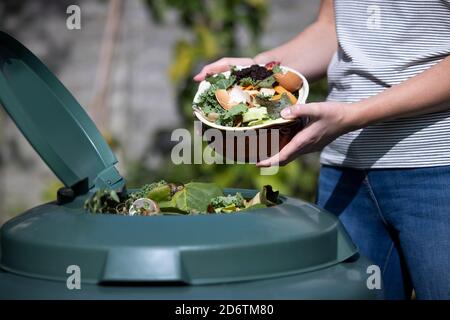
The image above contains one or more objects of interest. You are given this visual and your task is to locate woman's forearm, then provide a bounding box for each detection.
[350,55,450,129]
[254,0,337,81]
[257,55,450,167]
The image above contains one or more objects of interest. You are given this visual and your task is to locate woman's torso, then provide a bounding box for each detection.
[322,0,450,168]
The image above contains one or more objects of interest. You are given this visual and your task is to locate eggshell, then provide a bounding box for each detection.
[229,86,250,104]
[215,89,231,109]
[259,88,276,97]
[274,71,303,92]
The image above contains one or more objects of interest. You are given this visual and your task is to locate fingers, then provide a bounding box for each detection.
[256,126,316,167]
[256,140,300,167]
[280,103,320,120]
[193,57,255,81]
[193,59,228,82]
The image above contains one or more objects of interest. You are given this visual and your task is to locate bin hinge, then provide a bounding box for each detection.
[93,165,126,191]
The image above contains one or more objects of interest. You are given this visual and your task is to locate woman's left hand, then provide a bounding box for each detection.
[257,101,360,167]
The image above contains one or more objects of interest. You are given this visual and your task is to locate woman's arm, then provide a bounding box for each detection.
[351,55,450,127]
[194,0,336,82]
[257,55,450,167]
[255,0,336,81]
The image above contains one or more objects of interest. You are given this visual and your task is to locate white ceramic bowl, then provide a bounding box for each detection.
[193,65,309,132]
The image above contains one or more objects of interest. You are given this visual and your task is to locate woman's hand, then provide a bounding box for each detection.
[193,57,258,82]
[257,102,360,167]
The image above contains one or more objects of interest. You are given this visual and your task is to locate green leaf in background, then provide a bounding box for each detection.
[41,180,64,202]
[145,0,166,23]
[169,40,195,83]
[196,25,219,59]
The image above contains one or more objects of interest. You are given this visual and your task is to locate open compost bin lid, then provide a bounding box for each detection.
[0,31,124,192]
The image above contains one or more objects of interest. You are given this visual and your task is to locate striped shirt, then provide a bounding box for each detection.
[321,0,450,168]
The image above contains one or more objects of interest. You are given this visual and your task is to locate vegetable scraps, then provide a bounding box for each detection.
[84,180,280,215]
[193,62,303,127]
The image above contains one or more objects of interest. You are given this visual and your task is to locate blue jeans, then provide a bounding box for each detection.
[317,165,450,300]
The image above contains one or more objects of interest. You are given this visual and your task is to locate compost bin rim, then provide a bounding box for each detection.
[0,190,358,285]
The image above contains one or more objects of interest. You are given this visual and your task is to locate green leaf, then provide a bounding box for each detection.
[210,193,245,211]
[227,103,248,116]
[145,0,166,24]
[272,64,282,74]
[109,190,120,203]
[196,25,218,59]
[215,203,238,213]
[255,75,276,88]
[242,106,268,123]
[194,84,224,115]
[247,118,271,126]
[255,93,292,119]
[246,185,280,207]
[216,103,248,126]
[239,77,256,86]
[260,185,280,205]
[160,182,224,213]
[206,73,236,89]
[169,40,195,83]
[242,203,267,211]
[146,184,172,202]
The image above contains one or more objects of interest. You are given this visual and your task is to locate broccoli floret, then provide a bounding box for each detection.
[210,193,245,209]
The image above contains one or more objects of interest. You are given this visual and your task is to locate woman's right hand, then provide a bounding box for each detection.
[193,57,256,82]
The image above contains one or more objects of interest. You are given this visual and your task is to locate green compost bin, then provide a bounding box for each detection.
[0,31,382,299]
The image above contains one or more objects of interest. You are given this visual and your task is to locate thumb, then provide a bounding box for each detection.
[280,103,319,119]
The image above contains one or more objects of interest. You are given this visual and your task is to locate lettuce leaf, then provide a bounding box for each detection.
[246,185,280,207]
[206,73,236,89]
[159,182,224,214]
[255,93,292,119]
[242,107,269,123]
[216,103,248,126]
[238,77,256,87]
[195,84,224,115]
[255,75,276,88]
[247,119,272,126]
[272,64,282,74]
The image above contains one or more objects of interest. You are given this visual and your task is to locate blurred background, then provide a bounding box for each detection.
[0,0,327,225]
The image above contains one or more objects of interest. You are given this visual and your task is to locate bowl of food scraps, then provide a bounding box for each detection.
[192,62,309,162]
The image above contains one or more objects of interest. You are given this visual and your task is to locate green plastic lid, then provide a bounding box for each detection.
[0,31,124,191]
[0,189,358,285]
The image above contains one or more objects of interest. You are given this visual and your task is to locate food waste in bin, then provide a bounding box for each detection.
[84,180,280,215]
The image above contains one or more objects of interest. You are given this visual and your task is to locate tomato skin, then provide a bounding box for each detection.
[264,61,281,70]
